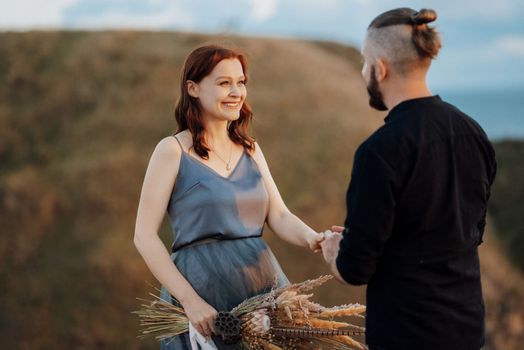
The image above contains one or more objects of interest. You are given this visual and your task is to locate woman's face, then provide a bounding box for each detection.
[189,58,247,122]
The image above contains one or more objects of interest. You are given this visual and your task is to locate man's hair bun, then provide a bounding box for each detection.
[411,9,437,25]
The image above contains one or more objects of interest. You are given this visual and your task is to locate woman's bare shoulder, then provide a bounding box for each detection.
[248,141,269,169]
[152,134,183,161]
[249,141,264,157]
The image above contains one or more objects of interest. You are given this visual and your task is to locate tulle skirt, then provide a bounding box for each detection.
[160,236,289,349]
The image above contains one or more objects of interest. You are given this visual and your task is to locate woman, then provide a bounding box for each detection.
[134,45,323,349]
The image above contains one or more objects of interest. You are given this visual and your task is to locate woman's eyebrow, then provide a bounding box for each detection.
[215,75,246,81]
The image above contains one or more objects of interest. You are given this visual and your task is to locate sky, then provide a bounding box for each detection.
[1,0,524,91]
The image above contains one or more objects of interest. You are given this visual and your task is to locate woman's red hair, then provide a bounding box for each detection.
[174,45,255,159]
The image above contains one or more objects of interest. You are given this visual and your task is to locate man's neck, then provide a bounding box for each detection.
[383,79,433,111]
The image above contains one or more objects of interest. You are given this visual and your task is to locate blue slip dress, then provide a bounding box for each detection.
[159,135,289,349]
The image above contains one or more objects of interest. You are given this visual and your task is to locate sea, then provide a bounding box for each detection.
[439,88,524,141]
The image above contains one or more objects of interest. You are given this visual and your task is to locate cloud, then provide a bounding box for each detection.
[431,0,523,21]
[249,0,278,22]
[438,34,524,65]
[0,0,80,28]
[495,35,524,57]
[63,0,194,29]
[0,0,195,30]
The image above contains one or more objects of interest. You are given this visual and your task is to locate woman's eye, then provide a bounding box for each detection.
[238,80,246,85]
[220,81,230,86]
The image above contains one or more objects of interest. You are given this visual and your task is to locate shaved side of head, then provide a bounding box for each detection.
[365,25,425,75]
[365,8,442,76]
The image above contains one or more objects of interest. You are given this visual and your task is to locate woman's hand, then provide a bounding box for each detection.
[307,232,325,253]
[182,296,218,338]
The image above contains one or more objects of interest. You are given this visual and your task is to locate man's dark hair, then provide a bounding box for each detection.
[368,8,441,60]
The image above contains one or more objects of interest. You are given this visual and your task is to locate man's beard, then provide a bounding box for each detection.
[367,66,388,111]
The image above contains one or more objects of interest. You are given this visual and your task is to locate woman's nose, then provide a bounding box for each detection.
[229,84,241,96]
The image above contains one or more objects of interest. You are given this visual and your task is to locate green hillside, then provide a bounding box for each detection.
[0,31,522,349]
[489,140,524,271]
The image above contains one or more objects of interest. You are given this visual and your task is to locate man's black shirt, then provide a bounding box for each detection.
[336,95,497,350]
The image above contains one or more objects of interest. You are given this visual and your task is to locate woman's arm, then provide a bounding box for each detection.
[133,136,217,337]
[250,142,323,252]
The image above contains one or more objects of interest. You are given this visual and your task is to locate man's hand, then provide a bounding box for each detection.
[320,230,343,264]
[321,229,348,284]
[331,225,345,233]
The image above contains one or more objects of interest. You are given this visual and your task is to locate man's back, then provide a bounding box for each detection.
[336,95,497,349]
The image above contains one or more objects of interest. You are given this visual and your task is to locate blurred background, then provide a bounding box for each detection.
[0,0,523,349]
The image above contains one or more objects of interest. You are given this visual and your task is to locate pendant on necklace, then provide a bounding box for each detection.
[226,164,231,171]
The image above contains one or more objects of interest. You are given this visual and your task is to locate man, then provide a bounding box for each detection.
[321,8,497,350]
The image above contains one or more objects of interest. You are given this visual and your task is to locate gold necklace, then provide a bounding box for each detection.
[211,142,233,171]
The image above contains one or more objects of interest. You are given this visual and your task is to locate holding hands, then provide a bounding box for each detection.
[307,231,326,253]
[320,225,344,263]
[305,225,344,258]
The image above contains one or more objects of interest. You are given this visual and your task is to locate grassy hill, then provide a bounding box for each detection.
[488,141,524,271]
[0,30,523,349]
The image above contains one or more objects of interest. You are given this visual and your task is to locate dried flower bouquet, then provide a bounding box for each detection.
[133,275,367,349]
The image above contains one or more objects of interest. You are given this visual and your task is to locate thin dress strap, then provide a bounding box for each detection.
[172,134,186,153]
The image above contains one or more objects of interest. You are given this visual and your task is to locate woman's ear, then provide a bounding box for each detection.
[186,80,199,98]
[375,58,388,83]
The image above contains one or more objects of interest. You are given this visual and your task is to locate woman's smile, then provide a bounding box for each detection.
[222,101,242,110]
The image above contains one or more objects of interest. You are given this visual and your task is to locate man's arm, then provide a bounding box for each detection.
[330,143,400,285]
[478,142,497,245]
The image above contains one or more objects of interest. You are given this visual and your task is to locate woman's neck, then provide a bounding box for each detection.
[202,118,231,149]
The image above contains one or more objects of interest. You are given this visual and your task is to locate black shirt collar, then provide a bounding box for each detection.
[384,95,442,123]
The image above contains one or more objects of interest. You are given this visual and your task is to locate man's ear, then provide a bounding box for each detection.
[375,58,388,83]
[186,80,199,98]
